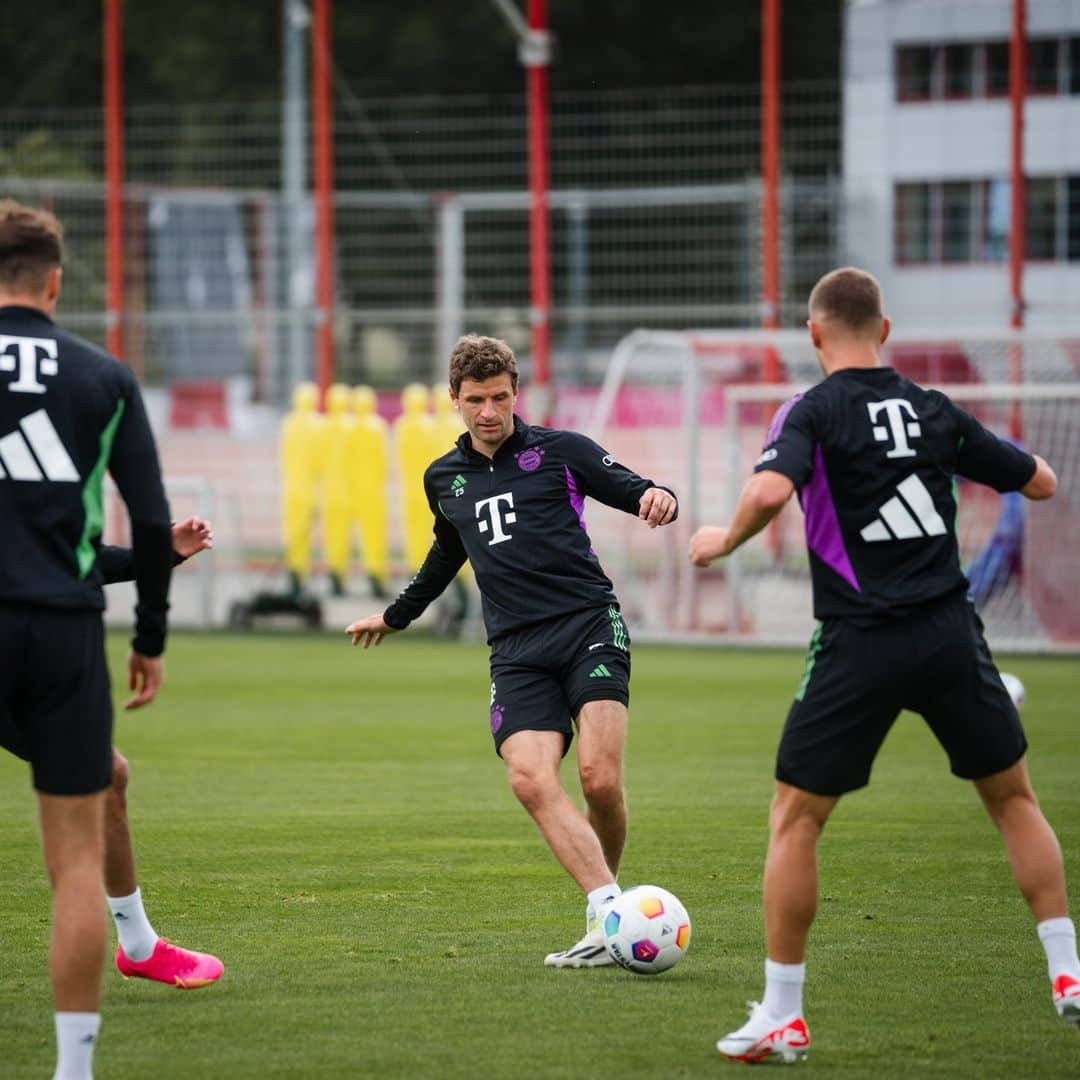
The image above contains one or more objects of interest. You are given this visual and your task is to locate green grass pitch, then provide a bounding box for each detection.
[0,632,1077,1078]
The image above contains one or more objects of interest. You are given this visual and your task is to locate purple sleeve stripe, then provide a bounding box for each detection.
[565,465,597,556]
[764,393,804,447]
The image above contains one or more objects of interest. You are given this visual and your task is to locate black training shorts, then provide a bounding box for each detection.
[0,603,113,795]
[488,604,631,757]
[777,592,1027,796]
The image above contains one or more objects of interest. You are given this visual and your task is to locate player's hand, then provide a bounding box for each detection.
[689,526,732,567]
[638,487,677,528]
[346,613,396,648]
[172,516,214,558]
[125,651,164,710]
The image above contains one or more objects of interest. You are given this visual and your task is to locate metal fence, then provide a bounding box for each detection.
[0,81,842,400]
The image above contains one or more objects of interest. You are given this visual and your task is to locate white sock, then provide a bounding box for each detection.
[587,882,622,918]
[763,958,805,1020]
[107,887,158,962]
[1038,917,1080,980]
[53,1012,100,1080]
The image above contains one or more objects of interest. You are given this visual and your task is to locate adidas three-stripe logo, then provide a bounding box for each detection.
[589,664,612,678]
[0,409,79,482]
[860,474,946,542]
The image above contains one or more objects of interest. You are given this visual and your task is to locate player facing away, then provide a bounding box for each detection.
[95,521,224,989]
[0,200,171,1080]
[689,267,1079,1064]
[347,334,678,966]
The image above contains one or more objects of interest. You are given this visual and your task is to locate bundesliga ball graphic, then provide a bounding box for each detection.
[1000,671,1025,709]
[602,885,691,975]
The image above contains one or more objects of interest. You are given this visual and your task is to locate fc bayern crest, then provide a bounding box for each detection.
[516,448,544,473]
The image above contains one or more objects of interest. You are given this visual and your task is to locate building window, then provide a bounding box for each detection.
[897,37,1078,100]
[1027,38,1060,94]
[894,177,1080,265]
[1026,178,1058,259]
[984,179,1010,261]
[895,183,933,263]
[1069,177,1080,261]
[984,41,1011,96]
[897,45,935,101]
[944,43,976,98]
[942,182,975,261]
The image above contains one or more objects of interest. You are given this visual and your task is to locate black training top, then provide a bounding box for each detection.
[755,366,1037,623]
[0,305,173,655]
[383,415,676,642]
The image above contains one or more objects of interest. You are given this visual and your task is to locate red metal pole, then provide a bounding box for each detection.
[103,0,125,361]
[527,0,552,422]
[1008,0,1026,438]
[761,0,781,363]
[761,0,783,559]
[312,0,335,406]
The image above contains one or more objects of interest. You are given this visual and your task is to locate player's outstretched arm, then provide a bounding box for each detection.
[346,613,398,649]
[689,470,794,566]
[126,651,164,710]
[638,487,678,528]
[1020,454,1057,501]
[97,516,214,584]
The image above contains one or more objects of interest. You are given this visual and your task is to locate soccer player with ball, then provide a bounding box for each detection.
[690,268,1078,1063]
[347,334,677,967]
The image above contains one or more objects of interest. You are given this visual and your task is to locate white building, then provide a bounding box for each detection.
[843,0,1080,334]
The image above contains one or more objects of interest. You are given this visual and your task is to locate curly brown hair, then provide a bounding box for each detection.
[448,334,518,394]
[0,200,64,293]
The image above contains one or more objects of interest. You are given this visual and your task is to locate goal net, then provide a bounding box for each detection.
[584,328,1080,653]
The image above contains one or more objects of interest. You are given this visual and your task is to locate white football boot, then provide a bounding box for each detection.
[717,1001,810,1064]
[543,905,615,968]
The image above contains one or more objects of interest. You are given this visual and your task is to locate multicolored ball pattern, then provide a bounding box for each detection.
[602,885,691,975]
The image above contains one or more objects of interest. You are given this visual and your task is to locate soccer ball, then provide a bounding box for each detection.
[602,885,691,975]
[1000,671,1025,709]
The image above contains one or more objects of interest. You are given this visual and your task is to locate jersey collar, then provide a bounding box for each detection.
[0,304,55,326]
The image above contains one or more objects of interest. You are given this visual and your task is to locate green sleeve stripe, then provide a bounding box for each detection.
[77,399,126,579]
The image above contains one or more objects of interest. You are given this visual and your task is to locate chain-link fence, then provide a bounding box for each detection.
[1,81,842,400]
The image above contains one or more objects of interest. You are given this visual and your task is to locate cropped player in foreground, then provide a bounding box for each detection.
[347,334,677,967]
[96,520,224,990]
[689,268,1079,1063]
[0,200,173,1080]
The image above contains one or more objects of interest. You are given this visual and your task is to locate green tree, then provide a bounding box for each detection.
[0,1,840,109]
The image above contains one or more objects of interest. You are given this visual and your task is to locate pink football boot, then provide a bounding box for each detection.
[116,939,223,989]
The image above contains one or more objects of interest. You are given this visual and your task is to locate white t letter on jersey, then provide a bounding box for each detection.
[867,399,921,459]
[0,336,59,395]
[475,492,517,546]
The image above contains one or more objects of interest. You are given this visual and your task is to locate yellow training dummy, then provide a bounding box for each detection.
[349,385,390,598]
[322,383,356,596]
[280,381,326,593]
[430,383,464,460]
[393,382,436,573]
